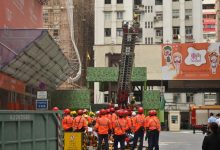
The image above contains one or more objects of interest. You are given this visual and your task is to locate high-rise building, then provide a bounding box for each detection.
[95,0,203,46]
[216,0,220,41]
[43,0,94,88]
[203,0,216,42]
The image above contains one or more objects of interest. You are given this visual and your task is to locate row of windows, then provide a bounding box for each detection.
[105,11,123,20]
[145,6,153,13]
[172,9,192,19]
[105,0,123,4]
[145,22,153,28]
[105,26,193,37]
[145,37,153,45]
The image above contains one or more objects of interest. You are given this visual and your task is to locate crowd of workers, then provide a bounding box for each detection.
[55,106,161,150]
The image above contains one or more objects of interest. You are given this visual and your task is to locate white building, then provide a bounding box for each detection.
[93,0,215,108]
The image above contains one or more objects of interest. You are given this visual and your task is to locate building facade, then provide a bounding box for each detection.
[43,0,94,88]
[216,0,220,41]
[203,0,216,42]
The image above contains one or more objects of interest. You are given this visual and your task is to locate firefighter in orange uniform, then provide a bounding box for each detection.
[72,109,88,132]
[145,110,151,141]
[112,109,128,150]
[146,110,161,150]
[111,107,117,122]
[62,108,74,132]
[124,110,132,131]
[131,107,145,150]
[94,109,112,150]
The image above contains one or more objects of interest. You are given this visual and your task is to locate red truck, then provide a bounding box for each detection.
[190,105,220,134]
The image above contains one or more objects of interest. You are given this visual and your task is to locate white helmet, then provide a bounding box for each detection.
[96,111,100,115]
[132,111,136,116]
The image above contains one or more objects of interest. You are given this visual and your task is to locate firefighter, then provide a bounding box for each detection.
[112,109,128,150]
[124,110,132,132]
[94,109,112,150]
[73,109,88,132]
[131,107,145,150]
[146,110,161,150]
[145,110,151,141]
[111,107,117,122]
[62,108,74,132]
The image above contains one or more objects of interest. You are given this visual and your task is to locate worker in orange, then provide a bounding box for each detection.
[146,109,161,150]
[131,107,145,150]
[62,108,74,132]
[124,110,132,131]
[72,109,88,132]
[130,111,136,133]
[94,109,112,150]
[145,110,151,141]
[111,107,117,122]
[106,108,112,120]
[112,109,128,150]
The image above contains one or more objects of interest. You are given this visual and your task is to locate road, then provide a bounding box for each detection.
[157,130,205,150]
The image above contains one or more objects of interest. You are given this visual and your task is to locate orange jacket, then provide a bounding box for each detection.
[145,116,150,127]
[146,116,161,132]
[111,113,117,122]
[95,116,112,134]
[107,114,112,121]
[112,118,128,135]
[62,115,74,131]
[126,116,132,129]
[72,115,88,131]
[130,117,136,133]
[133,114,145,132]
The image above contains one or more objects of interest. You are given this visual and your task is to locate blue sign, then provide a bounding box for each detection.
[36,99,48,110]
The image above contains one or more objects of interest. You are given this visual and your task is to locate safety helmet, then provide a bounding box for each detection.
[124,110,129,116]
[149,110,154,116]
[106,109,110,114]
[70,111,77,115]
[138,107,144,114]
[118,110,124,117]
[64,108,70,115]
[52,107,59,111]
[96,111,100,115]
[152,109,157,115]
[77,109,83,115]
[131,111,136,116]
[110,107,115,113]
[100,109,106,115]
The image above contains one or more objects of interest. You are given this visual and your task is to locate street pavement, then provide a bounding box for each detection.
[155,130,205,150]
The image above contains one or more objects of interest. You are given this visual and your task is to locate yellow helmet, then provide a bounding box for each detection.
[70,111,77,115]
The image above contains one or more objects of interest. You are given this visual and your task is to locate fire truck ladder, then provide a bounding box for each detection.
[117,22,138,108]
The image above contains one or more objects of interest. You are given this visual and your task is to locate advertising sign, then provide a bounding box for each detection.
[64,132,82,150]
[36,99,48,110]
[37,91,47,99]
[162,43,220,80]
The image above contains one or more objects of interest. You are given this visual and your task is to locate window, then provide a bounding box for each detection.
[185,0,191,1]
[116,28,123,36]
[155,0,163,5]
[172,9,179,18]
[203,4,215,9]
[173,93,180,102]
[105,0,111,4]
[173,0,179,1]
[151,22,153,28]
[185,26,192,35]
[53,29,59,36]
[117,0,123,4]
[204,93,216,100]
[150,6,153,13]
[43,10,48,23]
[186,93,193,103]
[173,27,180,39]
[151,37,153,44]
[148,22,150,28]
[185,9,192,20]
[117,11,123,20]
[156,28,163,36]
[145,37,153,44]
[145,22,147,28]
[148,6,150,13]
[105,28,111,37]
[105,12,112,21]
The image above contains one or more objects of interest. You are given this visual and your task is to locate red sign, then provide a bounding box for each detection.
[162,43,220,80]
[0,0,43,28]
[0,72,25,94]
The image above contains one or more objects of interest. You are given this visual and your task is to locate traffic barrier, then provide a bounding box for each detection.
[0,110,59,150]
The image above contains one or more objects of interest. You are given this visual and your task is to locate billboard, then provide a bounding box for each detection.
[0,0,43,28]
[162,42,220,80]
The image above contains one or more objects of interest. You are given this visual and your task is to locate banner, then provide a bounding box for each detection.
[162,42,220,80]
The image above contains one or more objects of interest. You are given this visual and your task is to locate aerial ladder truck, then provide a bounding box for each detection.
[117,20,140,108]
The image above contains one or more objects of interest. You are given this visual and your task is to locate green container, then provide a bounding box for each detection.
[0,111,59,150]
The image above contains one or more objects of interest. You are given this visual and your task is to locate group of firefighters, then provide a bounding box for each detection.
[57,106,161,150]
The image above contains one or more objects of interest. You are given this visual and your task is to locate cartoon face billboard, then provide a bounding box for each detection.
[161,42,220,80]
